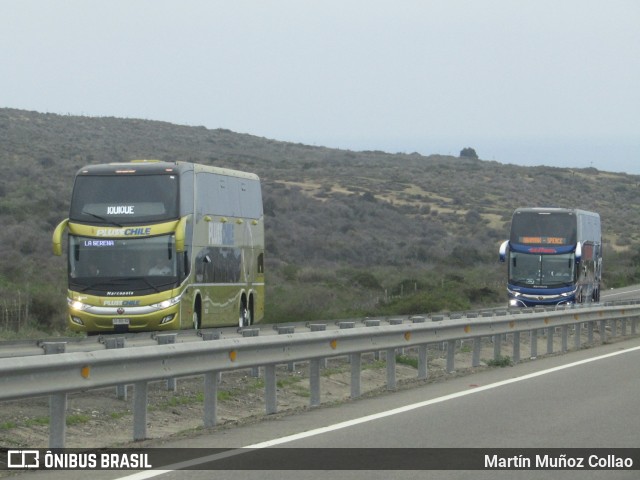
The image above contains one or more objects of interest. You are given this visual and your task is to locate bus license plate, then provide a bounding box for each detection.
[112,318,130,325]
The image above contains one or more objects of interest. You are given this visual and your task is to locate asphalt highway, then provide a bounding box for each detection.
[16,334,640,480]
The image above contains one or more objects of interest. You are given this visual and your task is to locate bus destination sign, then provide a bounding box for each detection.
[518,236,567,245]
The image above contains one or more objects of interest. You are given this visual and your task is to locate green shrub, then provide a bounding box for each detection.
[486,355,513,367]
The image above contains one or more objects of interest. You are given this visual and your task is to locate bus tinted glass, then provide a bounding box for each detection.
[510,212,577,246]
[70,174,179,224]
[509,252,575,287]
[196,173,263,220]
[68,234,178,294]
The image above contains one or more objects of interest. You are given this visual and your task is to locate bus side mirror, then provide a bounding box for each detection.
[499,240,509,262]
[52,219,69,256]
[575,242,582,264]
[175,216,190,253]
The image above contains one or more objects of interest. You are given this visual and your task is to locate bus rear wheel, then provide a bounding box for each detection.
[239,299,252,328]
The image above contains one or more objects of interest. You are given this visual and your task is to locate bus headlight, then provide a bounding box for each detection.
[68,298,91,311]
[150,296,181,310]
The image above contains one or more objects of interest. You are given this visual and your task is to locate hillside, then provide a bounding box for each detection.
[1,107,639,331]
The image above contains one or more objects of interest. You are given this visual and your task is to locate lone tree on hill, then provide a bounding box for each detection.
[459,147,479,159]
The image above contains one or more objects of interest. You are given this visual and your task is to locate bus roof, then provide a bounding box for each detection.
[512,207,599,218]
[75,160,260,181]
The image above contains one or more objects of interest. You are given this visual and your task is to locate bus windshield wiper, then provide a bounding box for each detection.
[76,277,172,294]
[81,211,123,227]
[76,281,116,292]
[112,277,161,293]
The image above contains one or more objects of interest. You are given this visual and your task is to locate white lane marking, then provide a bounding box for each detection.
[602,288,640,298]
[120,344,640,479]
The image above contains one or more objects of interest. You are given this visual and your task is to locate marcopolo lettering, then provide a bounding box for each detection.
[107,205,135,215]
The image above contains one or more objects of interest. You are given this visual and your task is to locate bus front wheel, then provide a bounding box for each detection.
[193,297,202,330]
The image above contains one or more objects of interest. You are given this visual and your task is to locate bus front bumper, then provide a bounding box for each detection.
[67,298,181,332]
[508,288,577,308]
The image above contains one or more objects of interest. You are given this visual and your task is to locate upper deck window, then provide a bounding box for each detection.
[510,212,577,246]
[69,174,179,224]
[195,173,263,220]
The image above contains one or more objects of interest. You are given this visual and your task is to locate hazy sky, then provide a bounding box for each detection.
[2,0,639,174]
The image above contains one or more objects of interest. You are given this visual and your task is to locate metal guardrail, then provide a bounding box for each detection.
[1,302,639,448]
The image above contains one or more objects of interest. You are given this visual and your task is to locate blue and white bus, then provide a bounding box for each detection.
[499,208,602,307]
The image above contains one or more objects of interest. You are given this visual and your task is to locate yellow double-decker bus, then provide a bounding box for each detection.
[52,160,264,333]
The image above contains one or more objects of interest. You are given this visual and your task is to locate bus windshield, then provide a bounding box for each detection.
[69,235,179,294]
[69,174,179,224]
[509,252,575,287]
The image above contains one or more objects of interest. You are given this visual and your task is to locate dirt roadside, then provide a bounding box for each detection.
[0,330,624,450]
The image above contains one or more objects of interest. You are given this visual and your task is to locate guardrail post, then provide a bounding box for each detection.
[133,381,148,441]
[202,331,222,383]
[388,319,403,362]
[265,364,277,414]
[339,322,355,361]
[105,337,127,399]
[632,317,638,335]
[621,318,628,336]
[201,331,220,341]
[493,334,501,359]
[561,325,568,352]
[41,342,66,355]
[587,321,594,344]
[276,326,296,371]
[547,327,554,354]
[309,324,327,367]
[156,333,178,391]
[410,317,426,359]
[599,319,607,343]
[530,329,538,359]
[242,328,261,377]
[49,391,67,449]
[472,337,482,367]
[365,319,381,360]
[513,331,520,363]
[574,323,582,350]
[42,342,67,448]
[203,371,218,428]
[418,344,428,379]
[446,340,456,373]
[338,321,355,329]
[386,348,396,390]
[389,317,404,364]
[610,319,618,338]
[309,358,321,407]
[350,353,361,398]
